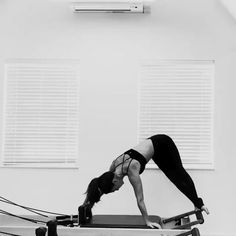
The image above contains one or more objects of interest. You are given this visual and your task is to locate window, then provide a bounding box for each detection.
[139,60,214,169]
[2,59,80,168]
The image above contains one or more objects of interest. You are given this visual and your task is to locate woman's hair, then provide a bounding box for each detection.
[84,171,114,207]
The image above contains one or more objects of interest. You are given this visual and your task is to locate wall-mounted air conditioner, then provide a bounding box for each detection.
[71,1,150,13]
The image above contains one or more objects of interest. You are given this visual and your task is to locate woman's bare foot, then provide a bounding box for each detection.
[195,205,209,214]
[201,205,209,214]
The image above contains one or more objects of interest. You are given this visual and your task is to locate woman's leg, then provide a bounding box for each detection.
[163,167,204,209]
[152,135,204,209]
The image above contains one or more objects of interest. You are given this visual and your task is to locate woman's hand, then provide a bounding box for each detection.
[146,220,162,229]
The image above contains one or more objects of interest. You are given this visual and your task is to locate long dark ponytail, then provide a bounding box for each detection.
[84,171,114,207]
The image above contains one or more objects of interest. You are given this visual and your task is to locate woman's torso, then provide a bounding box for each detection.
[132,139,154,162]
[110,139,154,176]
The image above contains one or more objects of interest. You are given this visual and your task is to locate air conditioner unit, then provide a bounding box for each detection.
[71,1,149,13]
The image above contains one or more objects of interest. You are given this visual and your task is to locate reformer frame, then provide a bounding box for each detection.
[35,204,204,236]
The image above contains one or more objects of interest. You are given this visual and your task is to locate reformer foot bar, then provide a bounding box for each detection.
[35,204,204,236]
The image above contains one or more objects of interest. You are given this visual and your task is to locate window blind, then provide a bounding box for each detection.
[2,59,80,168]
[139,60,214,169]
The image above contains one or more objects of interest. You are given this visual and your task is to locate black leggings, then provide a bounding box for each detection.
[149,134,204,209]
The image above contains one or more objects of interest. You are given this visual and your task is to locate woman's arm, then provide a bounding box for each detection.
[128,163,161,228]
[109,160,115,172]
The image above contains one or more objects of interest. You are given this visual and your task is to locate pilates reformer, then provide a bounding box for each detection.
[0,196,205,236]
[34,204,204,236]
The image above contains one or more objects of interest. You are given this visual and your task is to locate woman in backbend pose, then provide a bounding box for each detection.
[84,134,209,229]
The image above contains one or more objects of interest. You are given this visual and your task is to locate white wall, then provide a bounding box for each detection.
[0,0,236,235]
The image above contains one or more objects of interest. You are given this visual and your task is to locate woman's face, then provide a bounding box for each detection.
[111,177,124,192]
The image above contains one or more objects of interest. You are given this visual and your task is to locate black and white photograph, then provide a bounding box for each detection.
[0,0,235,236]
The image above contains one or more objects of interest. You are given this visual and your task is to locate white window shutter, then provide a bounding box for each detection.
[2,59,80,168]
[139,60,214,169]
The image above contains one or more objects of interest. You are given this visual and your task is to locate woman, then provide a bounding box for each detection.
[84,134,209,229]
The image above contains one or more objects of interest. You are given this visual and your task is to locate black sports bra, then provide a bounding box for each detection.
[113,149,147,174]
